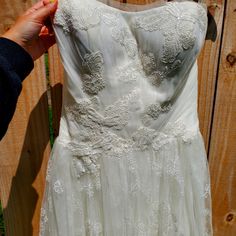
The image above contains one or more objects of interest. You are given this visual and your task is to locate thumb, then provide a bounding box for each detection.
[31,0,58,23]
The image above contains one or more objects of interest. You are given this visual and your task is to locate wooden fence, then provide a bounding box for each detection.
[0,0,235,235]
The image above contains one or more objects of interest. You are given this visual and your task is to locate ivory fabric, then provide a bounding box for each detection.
[39,0,213,235]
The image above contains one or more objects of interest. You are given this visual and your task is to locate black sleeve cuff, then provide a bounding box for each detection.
[0,37,34,81]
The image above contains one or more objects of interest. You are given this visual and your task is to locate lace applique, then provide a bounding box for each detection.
[97,7,138,58]
[126,218,147,236]
[140,49,184,86]
[53,180,64,194]
[61,85,197,184]
[109,23,137,58]
[71,194,82,213]
[87,220,103,235]
[140,51,156,73]
[48,194,53,213]
[139,51,167,86]
[139,50,159,75]
[145,102,172,120]
[150,201,181,235]
[151,132,174,151]
[61,98,197,180]
[141,101,172,126]
[115,60,142,84]
[81,51,105,95]
[133,1,207,72]
[54,1,138,58]
[78,50,171,126]
[163,119,197,144]
[72,154,100,178]
[125,201,179,235]
[65,88,140,132]
[158,202,178,235]
[53,0,72,33]
[202,183,211,199]
[131,126,155,151]
[166,154,184,195]
[115,49,169,87]
[45,157,53,183]
[104,89,139,129]
[132,119,196,152]
[39,207,48,236]
[80,182,95,198]
[131,129,185,196]
[53,0,101,32]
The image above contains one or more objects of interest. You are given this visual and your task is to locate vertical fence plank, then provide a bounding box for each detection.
[48,45,64,140]
[197,0,226,152]
[0,0,51,235]
[208,0,236,235]
[0,60,51,236]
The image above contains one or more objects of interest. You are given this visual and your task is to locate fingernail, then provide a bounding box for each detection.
[50,0,54,2]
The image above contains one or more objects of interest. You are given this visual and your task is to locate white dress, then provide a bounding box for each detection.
[39,0,213,235]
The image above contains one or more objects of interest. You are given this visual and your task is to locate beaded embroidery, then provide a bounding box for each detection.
[132,1,208,84]
[81,51,105,95]
[61,93,197,180]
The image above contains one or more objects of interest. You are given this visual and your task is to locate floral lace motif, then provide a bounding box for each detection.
[124,201,180,235]
[61,90,197,182]
[54,0,207,75]
[115,49,170,87]
[98,7,138,58]
[87,220,103,235]
[114,49,174,125]
[54,1,138,58]
[81,51,105,95]
[45,157,53,183]
[53,1,207,124]
[115,60,142,84]
[132,1,207,88]
[97,8,138,58]
[133,2,207,63]
[53,179,64,194]
[53,0,101,32]
[139,50,169,87]
[141,101,172,126]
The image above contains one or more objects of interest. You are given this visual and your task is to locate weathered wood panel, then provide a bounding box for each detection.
[208,0,236,234]
[197,0,226,152]
[0,0,51,235]
[48,45,64,139]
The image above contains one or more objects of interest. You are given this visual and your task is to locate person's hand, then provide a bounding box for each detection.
[2,0,58,61]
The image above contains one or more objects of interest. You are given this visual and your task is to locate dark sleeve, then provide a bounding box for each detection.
[0,37,34,141]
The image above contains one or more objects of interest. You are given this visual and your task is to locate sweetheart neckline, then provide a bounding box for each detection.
[92,1,206,15]
[93,0,174,15]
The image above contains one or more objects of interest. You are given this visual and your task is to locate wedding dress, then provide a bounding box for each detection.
[39,0,213,235]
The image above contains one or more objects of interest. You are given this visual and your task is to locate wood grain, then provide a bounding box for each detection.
[48,45,64,140]
[0,0,51,235]
[197,0,227,152]
[208,0,236,234]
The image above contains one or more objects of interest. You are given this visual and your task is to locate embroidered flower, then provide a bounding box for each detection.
[81,51,105,95]
[132,127,156,151]
[53,180,64,194]
[144,102,172,121]
[133,1,207,72]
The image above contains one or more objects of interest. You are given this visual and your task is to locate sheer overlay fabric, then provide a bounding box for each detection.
[39,0,213,235]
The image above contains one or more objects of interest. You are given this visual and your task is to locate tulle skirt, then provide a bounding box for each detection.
[39,129,213,236]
